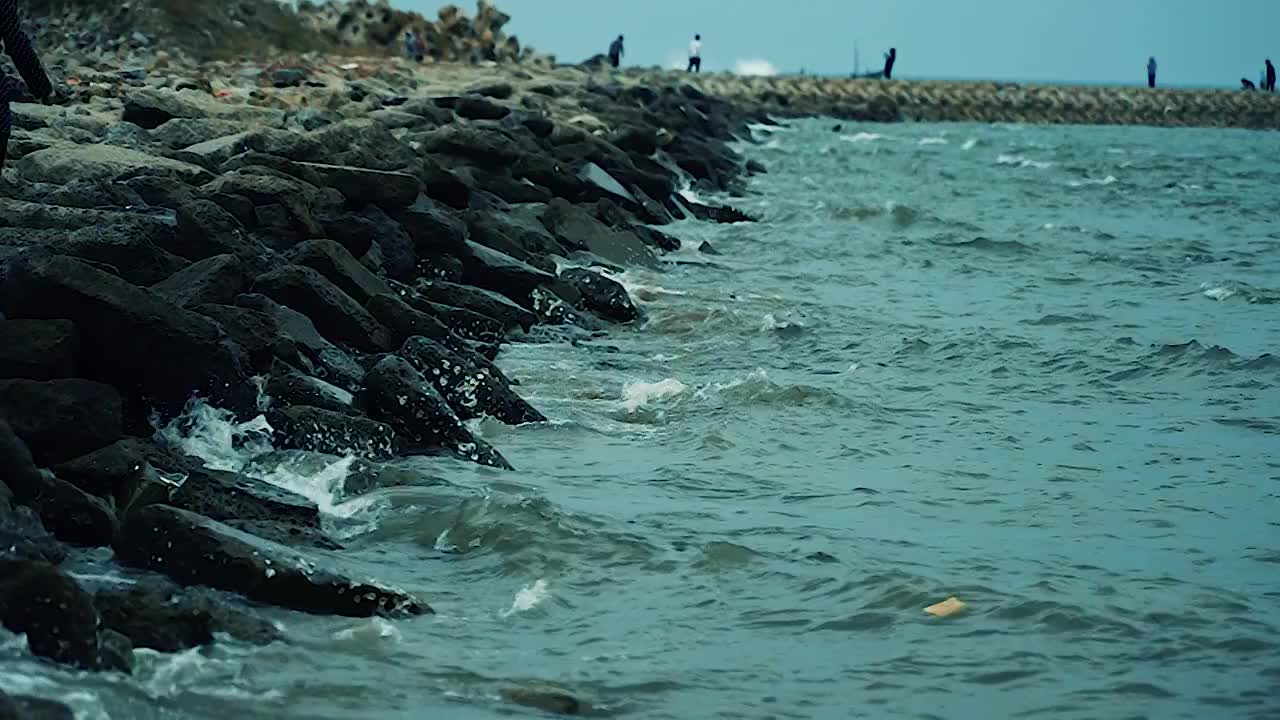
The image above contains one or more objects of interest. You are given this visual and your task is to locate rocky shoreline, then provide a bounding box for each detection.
[0,46,769,712]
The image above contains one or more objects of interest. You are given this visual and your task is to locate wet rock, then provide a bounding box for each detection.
[0,560,99,669]
[415,280,536,332]
[96,628,135,674]
[286,240,393,305]
[0,319,77,380]
[192,303,304,372]
[51,437,203,508]
[116,504,429,616]
[132,466,321,535]
[0,504,66,564]
[540,198,657,268]
[697,240,720,255]
[500,686,591,716]
[94,578,282,652]
[394,196,469,257]
[361,355,511,469]
[455,96,511,121]
[559,268,642,323]
[17,144,214,185]
[0,379,123,466]
[466,207,563,270]
[264,358,355,414]
[234,294,366,391]
[0,256,257,417]
[366,292,453,348]
[294,162,421,209]
[417,253,466,283]
[266,405,397,461]
[416,300,505,345]
[151,254,249,308]
[400,336,544,425]
[0,689,75,720]
[253,265,392,352]
[458,240,557,303]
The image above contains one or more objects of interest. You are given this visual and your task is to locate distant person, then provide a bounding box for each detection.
[1267,59,1276,92]
[883,47,897,79]
[688,34,702,72]
[608,34,624,68]
[1241,77,1257,90]
[1147,56,1157,88]
[403,31,417,60]
[1,0,53,172]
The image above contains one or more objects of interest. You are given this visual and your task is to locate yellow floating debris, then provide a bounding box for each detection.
[924,597,968,618]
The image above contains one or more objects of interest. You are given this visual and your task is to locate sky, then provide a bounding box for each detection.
[398,0,1280,87]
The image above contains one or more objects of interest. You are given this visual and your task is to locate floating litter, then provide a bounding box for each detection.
[924,597,967,618]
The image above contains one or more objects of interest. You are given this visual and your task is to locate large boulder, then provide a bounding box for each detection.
[263,358,354,414]
[394,196,469,258]
[253,265,391,352]
[94,579,281,653]
[0,503,66,565]
[365,292,453,348]
[457,241,557,303]
[234,294,366,391]
[0,319,77,380]
[0,379,123,466]
[51,437,203,508]
[192,302,303,372]
[202,171,327,240]
[559,268,642,323]
[415,280,536,332]
[17,144,214,185]
[361,356,511,469]
[150,254,249,308]
[454,96,511,121]
[416,299,505,345]
[540,198,657,268]
[417,125,523,167]
[266,405,397,461]
[0,690,75,720]
[116,504,429,616]
[400,336,543,425]
[60,222,192,286]
[465,208,563,270]
[151,118,252,149]
[0,256,257,417]
[0,560,100,669]
[286,240,393,305]
[122,88,283,130]
[293,162,421,209]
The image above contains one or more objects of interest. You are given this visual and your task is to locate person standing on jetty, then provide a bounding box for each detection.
[1267,59,1276,92]
[688,34,702,72]
[1147,56,1157,88]
[1,0,52,172]
[883,47,897,79]
[608,34,624,68]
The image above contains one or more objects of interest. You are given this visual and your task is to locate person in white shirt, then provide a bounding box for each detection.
[687,34,702,73]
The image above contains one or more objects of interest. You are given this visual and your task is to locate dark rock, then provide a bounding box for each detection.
[41,177,147,210]
[361,213,419,283]
[418,125,523,167]
[234,294,365,391]
[94,579,282,652]
[51,437,202,507]
[135,467,321,534]
[286,240,393,305]
[610,126,660,156]
[150,254,248,308]
[698,240,719,255]
[417,253,465,283]
[0,379,123,466]
[365,293,453,348]
[684,201,758,224]
[463,169,552,206]
[61,222,192,286]
[0,504,66,564]
[317,210,378,258]
[540,198,657,268]
[409,155,472,208]
[192,303,303,372]
[0,319,77,380]
[0,256,257,417]
[417,300,505,345]
[116,504,429,616]
[500,686,590,716]
[560,268,641,323]
[151,118,250,149]
[174,199,260,260]
[415,280,536,332]
[458,241,557,303]
[270,68,306,88]
[361,356,511,469]
[264,359,354,414]
[96,628,135,674]
[466,207,563,270]
[0,418,117,547]
[293,162,420,209]
[394,196,469,257]
[521,116,555,138]
[465,82,514,100]
[631,224,683,252]
[455,96,511,121]
[253,265,391,352]
[0,560,99,669]
[400,336,543,425]
[202,171,327,239]
[266,405,396,461]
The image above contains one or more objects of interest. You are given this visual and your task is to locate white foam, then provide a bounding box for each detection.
[962,138,979,151]
[840,132,884,144]
[501,579,550,617]
[760,313,806,332]
[996,154,1053,169]
[598,268,687,304]
[158,401,273,472]
[918,137,949,146]
[332,617,403,644]
[1201,284,1235,301]
[1067,175,1118,187]
[621,379,688,412]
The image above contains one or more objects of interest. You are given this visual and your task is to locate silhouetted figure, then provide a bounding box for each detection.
[1,0,52,171]
[1147,56,1157,88]
[608,35,624,68]
[1267,59,1276,92]
[883,47,897,79]
[1241,78,1257,90]
[688,34,702,72]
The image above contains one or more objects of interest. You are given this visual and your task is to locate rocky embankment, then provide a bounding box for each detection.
[0,48,766,706]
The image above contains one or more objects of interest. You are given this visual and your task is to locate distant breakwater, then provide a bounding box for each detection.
[678,75,1280,130]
